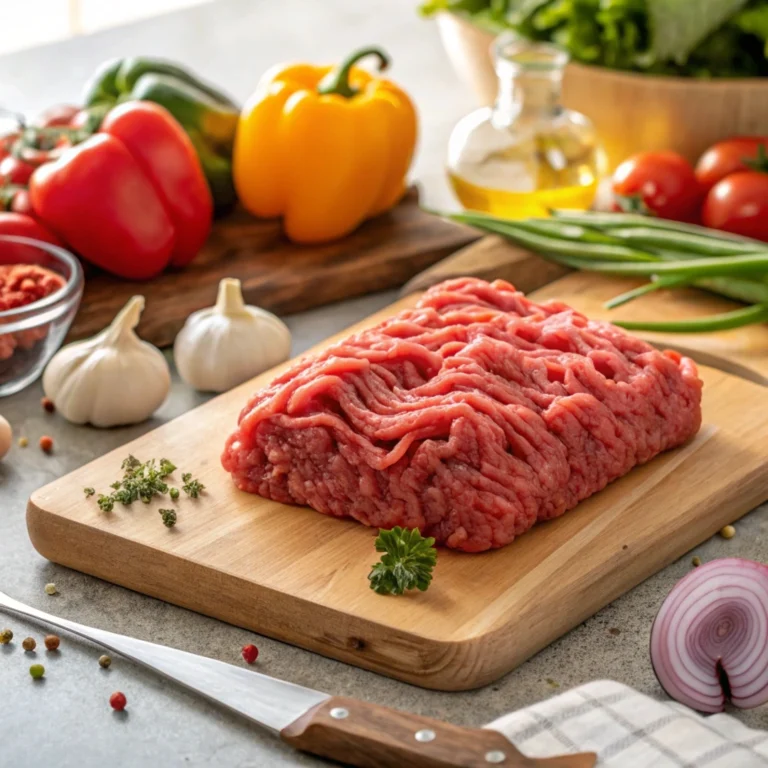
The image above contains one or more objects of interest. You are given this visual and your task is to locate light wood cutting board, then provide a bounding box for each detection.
[27,281,768,691]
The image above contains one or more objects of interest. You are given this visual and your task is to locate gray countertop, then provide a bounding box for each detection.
[1,1,767,766]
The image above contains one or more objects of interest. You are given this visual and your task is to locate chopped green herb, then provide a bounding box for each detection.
[121,455,141,472]
[159,509,177,528]
[83,487,95,498]
[87,456,202,516]
[368,527,437,596]
[182,473,205,498]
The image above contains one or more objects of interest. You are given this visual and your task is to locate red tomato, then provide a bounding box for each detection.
[612,151,703,222]
[702,171,768,241]
[695,137,768,193]
[0,155,35,185]
[10,188,32,215]
[32,104,80,129]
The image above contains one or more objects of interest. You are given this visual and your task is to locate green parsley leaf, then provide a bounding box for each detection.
[83,487,95,498]
[368,527,437,596]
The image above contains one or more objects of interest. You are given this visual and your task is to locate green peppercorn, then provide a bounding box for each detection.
[29,664,45,680]
[98,655,112,669]
[169,487,180,500]
[0,628,13,644]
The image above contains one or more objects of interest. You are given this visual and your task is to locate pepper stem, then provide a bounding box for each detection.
[105,295,144,345]
[317,46,390,99]
[215,277,248,316]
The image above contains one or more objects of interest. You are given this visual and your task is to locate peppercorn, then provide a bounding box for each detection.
[44,634,60,651]
[22,637,36,652]
[39,435,53,453]
[98,655,112,669]
[41,396,55,414]
[109,691,127,711]
[720,525,736,539]
[17,436,28,448]
[241,644,259,664]
[692,556,702,567]
[0,628,13,644]
[169,487,180,501]
[44,583,57,596]
[29,664,45,680]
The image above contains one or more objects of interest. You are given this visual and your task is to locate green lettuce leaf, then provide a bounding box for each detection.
[731,2,768,52]
[647,0,750,63]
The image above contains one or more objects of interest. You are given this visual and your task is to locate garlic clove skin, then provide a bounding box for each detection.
[42,296,171,428]
[174,278,291,393]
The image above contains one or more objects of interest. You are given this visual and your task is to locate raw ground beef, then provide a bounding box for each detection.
[221,278,702,552]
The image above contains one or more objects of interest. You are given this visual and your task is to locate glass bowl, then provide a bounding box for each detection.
[0,235,84,397]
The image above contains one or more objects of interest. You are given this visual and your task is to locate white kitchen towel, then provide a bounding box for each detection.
[486,680,768,767]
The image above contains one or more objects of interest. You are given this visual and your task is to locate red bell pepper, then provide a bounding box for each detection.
[29,101,212,280]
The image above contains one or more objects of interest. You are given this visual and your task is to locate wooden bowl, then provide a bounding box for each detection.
[437,12,768,170]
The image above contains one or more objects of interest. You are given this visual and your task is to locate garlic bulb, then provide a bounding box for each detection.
[43,296,170,427]
[174,278,291,392]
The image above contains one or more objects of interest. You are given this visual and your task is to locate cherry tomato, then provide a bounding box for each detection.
[702,171,768,241]
[695,137,768,193]
[0,133,18,164]
[0,154,35,185]
[32,104,80,129]
[10,188,31,215]
[612,151,703,222]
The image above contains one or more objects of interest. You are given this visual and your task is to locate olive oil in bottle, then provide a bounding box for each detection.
[447,34,605,219]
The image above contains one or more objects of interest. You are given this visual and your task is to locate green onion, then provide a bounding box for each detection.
[615,304,768,333]
[434,208,768,333]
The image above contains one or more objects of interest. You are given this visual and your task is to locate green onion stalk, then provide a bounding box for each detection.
[436,209,768,333]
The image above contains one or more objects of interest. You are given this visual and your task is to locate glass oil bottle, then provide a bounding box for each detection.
[447,34,606,219]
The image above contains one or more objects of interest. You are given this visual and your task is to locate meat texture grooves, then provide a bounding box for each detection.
[222,278,702,552]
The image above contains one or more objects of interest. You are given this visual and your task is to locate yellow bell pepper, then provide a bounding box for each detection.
[233,46,418,244]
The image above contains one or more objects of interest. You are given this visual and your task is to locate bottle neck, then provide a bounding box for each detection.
[493,67,563,128]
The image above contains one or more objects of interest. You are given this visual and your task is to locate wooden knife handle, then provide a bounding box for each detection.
[280,696,596,768]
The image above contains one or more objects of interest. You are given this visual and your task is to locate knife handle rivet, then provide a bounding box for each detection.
[414,729,436,743]
[485,750,506,764]
[330,707,349,720]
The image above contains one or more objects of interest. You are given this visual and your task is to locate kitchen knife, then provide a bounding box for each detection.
[0,590,596,768]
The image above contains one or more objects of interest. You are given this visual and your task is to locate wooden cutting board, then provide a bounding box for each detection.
[405,236,768,386]
[27,282,768,691]
[68,189,478,348]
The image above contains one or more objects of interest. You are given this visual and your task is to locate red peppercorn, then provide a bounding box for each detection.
[44,634,60,651]
[39,435,53,453]
[241,644,259,664]
[41,397,55,414]
[109,691,127,711]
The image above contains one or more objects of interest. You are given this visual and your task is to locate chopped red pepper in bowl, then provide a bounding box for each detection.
[0,231,83,397]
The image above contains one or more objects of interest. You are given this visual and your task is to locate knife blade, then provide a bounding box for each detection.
[0,589,596,768]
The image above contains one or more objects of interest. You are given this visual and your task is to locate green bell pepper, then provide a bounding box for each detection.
[82,57,239,211]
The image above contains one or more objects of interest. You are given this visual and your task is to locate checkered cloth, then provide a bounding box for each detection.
[486,680,768,767]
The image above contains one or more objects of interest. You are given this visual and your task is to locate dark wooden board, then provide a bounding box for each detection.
[68,189,478,348]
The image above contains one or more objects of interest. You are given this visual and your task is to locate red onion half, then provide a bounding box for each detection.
[650,558,768,713]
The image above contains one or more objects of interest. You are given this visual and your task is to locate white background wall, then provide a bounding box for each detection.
[1,0,211,53]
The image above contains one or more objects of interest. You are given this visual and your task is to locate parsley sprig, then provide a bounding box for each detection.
[368,527,437,596]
